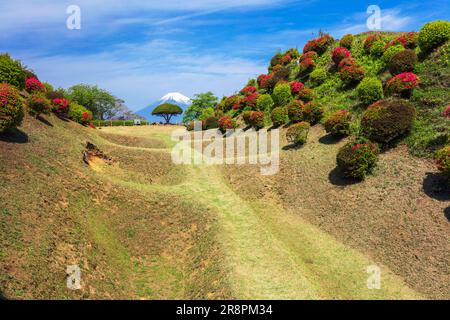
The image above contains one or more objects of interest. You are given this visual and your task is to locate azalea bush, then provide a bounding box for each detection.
[25,77,45,93]
[324,109,352,136]
[370,41,385,58]
[28,93,51,117]
[296,87,314,103]
[272,82,292,107]
[271,107,288,127]
[387,49,417,75]
[218,116,236,133]
[363,34,382,54]
[444,105,450,118]
[338,57,356,71]
[298,58,315,75]
[257,74,273,90]
[242,110,252,126]
[332,47,351,65]
[309,68,327,86]
[52,98,70,118]
[300,51,318,62]
[223,95,239,112]
[303,34,333,55]
[336,137,379,179]
[249,111,265,130]
[0,83,24,133]
[418,20,450,52]
[256,94,274,112]
[203,116,219,130]
[361,99,416,144]
[385,72,419,98]
[0,54,27,89]
[381,45,405,64]
[302,101,323,124]
[435,145,450,180]
[290,81,304,96]
[339,34,353,49]
[287,100,305,123]
[339,65,365,85]
[356,77,383,105]
[286,122,310,145]
[68,102,92,125]
[240,86,257,96]
[385,32,418,50]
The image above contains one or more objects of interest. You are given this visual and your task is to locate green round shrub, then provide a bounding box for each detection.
[203,116,219,130]
[309,68,327,86]
[418,20,450,52]
[302,101,323,124]
[0,54,27,89]
[287,100,304,123]
[68,103,92,124]
[324,109,352,136]
[387,49,418,75]
[272,82,292,107]
[28,93,51,117]
[249,111,265,130]
[363,34,382,54]
[271,107,288,127]
[336,137,379,179]
[339,34,353,49]
[369,41,385,58]
[256,94,274,111]
[286,122,310,145]
[435,145,450,180]
[198,107,215,121]
[361,99,416,144]
[0,83,24,133]
[356,77,384,105]
[242,110,252,126]
[381,45,405,64]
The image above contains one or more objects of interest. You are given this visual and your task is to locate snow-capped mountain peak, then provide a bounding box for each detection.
[160,92,191,105]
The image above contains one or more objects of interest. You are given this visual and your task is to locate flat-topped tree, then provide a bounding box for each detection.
[151,103,183,124]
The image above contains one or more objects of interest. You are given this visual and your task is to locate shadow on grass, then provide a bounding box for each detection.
[444,207,450,223]
[422,173,450,201]
[282,142,305,151]
[328,167,362,186]
[319,133,343,145]
[0,128,29,144]
[37,115,53,127]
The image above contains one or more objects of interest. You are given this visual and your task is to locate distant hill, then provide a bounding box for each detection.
[136,92,191,123]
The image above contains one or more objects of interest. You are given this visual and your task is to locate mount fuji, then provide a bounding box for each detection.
[136,92,192,123]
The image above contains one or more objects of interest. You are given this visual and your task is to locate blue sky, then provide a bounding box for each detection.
[1,0,448,111]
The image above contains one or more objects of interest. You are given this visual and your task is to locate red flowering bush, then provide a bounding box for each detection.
[218,116,236,133]
[281,54,292,65]
[363,34,382,54]
[0,83,24,133]
[52,98,70,118]
[298,58,315,74]
[339,34,353,49]
[240,86,257,96]
[385,72,419,98]
[443,106,450,118]
[25,77,44,93]
[435,145,450,180]
[286,121,310,145]
[88,123,96,129]
[290,81,304,96]
[324,109,352,136]
[296,87,314,103]
[385,32,418,50]
[339,65,365,85]
[257,74,273,89]
[242,92,259,110]
[303,34,334,55]
[332,47,351,65]
[336,137,379,179]
[302,101,323,124]
[300,51,318,62]
[28,93,51,117]
[286,100,305,123]
[337,57,356,71]
[249,111,265,130]
[223,95,239,112]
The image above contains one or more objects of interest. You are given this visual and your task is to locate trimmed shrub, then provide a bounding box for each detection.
[52,98,70,118]
[418,20,450,52]
[324,109,352,136]
[381,45,404,64]
[270,53,283,68]
[256,94,274,111]
[290,81,304,96]
[300,51,318,62]
[309,68,327,86]
[340,34,353,49]
[370,41,385,58]
[0,54,27,89]
[203,116,219,130]
[46,90,66,101]
[257,74,273,90]
[68,102,92,125]
[356,77,383,105]
[286,122,310,145]
[0,83,24,133]
[332,47,351,65]
[298,58,315,74]
[249,111,265,130]
[271,107,288,127]
[302,101,323,124]
[444,106,450,118]
[435,145,450,179]
[287,100,305,123]
[339,65,365,85]
[223,95,239,112]
[25,77,45,93]
[337,57,356,71]
[363,34,382,54]
[385,32,418,50]
[361,99,416,144]
[297,87,314,103]
[387,49,417,75]
[241,92,259,110]
[336,137,379,179]
[240,86,257,96]
[218,116,236,133]
[272,82,292,107]
[28,93,51,117]
[385,72,419,98]
[303,34,334,55]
